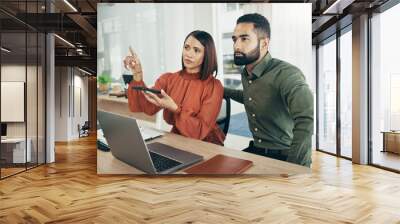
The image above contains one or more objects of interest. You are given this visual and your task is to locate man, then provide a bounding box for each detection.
[225,13,314,167]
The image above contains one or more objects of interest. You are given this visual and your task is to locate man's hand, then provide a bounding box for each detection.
[143,89,178,112]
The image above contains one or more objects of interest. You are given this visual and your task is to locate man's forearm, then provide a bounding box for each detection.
[224,87,244,104]
[287,129,313,167]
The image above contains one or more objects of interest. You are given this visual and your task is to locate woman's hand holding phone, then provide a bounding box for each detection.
[132,86,161,94]
[143,89,178,112]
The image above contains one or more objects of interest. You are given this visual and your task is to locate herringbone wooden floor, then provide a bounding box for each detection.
[1,135,400,223]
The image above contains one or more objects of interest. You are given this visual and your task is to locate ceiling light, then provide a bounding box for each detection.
[63,0,78,12]
[78,67,92,76]
[1,47,11,53]
[54,34,75,48]
[322,0,354,15]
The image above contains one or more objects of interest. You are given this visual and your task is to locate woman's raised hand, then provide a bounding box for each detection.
[123,46,143,81]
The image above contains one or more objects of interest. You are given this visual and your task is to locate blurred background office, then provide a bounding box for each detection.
[97,3,313,149]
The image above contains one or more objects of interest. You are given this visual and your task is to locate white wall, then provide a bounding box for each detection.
[55,67,89,141]
[1,65,40,136]
[1,64,46,163]
[98,3,219,85]
[55,66,68,141]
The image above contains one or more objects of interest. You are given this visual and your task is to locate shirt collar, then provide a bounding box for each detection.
[181,69,201,80]
[251,52,272,78]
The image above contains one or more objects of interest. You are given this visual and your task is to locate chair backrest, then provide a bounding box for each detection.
[82,121,90,129]
[216,95,231,135]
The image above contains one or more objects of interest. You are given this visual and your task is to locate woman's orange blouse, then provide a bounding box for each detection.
[127,70,225,145]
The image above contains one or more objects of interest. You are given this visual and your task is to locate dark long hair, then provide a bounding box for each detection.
[181,30,218,80]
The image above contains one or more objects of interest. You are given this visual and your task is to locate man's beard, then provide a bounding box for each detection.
[234,43,260,66]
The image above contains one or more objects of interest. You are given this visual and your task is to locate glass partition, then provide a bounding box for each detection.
[0,1,46,179]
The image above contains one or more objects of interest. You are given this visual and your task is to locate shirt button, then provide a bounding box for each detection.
[249,80,252,84]
[249,97,252,101]
[252,114,256,117]
[254,128,258,132]
[258,139,262,143]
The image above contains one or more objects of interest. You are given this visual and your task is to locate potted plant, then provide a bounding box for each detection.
[97,72,112,93]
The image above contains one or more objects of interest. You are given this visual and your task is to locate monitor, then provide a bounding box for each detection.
[1,123,7,137]
[122,74,133,85]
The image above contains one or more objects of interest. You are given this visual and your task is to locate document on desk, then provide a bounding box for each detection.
[184,154,253,174]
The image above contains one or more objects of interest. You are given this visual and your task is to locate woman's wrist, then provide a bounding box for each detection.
[133,71,143,81]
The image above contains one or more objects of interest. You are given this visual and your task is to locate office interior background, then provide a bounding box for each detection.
[0,0,400,222]
[0,0,97,179]
[0,0,399,177]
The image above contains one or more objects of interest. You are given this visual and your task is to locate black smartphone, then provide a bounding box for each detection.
[132,86,162,94]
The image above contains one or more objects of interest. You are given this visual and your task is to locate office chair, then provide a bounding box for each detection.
[216,95,231,135]
[122,74,133,98]
[78,121,90,138]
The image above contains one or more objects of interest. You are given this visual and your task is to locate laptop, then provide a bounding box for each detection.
[97,110,203,174]
[97,118,162,151]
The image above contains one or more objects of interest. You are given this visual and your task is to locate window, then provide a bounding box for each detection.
[370,3,400,171]
[317,36,337,154]
[339,28,352,158]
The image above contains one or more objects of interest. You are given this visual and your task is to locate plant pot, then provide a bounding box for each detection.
[98,83,110,92]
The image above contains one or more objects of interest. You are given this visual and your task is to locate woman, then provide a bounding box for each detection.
[123,30,225,145]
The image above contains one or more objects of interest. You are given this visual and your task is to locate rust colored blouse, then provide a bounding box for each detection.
[127,70,225,145]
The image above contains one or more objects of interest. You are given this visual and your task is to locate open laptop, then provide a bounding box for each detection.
[97,110,203,174]
[97,118,162,151]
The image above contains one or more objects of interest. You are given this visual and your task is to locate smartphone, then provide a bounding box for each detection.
[132,86,162,94]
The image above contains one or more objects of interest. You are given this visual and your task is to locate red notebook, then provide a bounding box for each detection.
[184,154,253,174]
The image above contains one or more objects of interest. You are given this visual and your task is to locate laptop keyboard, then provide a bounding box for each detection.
[149,151,182,173]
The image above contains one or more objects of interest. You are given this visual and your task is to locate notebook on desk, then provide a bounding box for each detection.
[184,154,253,174]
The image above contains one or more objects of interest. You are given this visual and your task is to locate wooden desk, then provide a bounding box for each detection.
[97,126,310,176]
[1,138,32,163]
[97,94,155,123]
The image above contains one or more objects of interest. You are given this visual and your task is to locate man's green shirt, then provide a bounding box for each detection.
[224,53,314,167]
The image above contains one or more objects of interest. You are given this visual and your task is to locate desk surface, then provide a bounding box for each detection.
[97,94,156,123]
[381,131,400,134]
[97,125,310,176]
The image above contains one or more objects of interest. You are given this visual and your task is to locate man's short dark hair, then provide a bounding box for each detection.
[236,13,270,39]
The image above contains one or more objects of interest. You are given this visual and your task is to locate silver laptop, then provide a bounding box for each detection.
[97,110,203,174]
